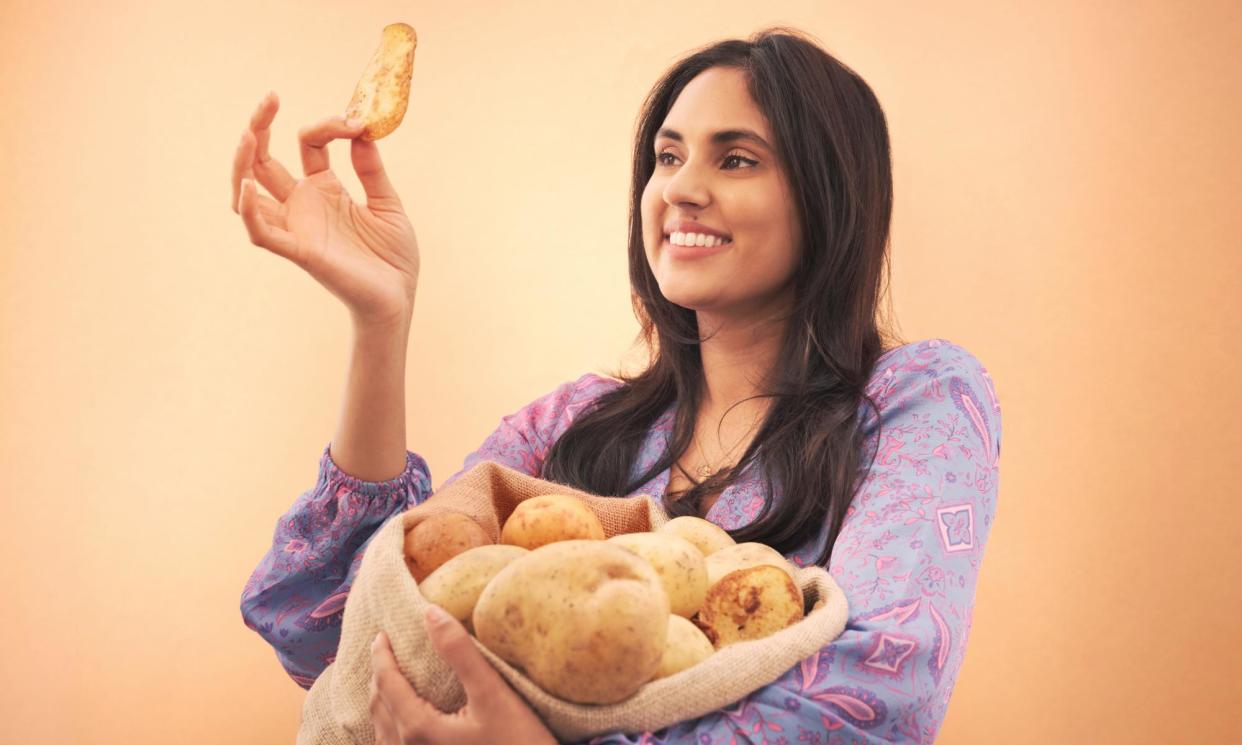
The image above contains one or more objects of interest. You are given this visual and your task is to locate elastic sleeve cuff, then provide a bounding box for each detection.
[318,442,433,505]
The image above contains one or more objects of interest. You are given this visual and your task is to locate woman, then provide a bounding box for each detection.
[237,28,1002,744]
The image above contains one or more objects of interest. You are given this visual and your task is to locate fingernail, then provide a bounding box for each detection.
[425,605,451,627]
[372,631,383,651]
[346,118,364,129]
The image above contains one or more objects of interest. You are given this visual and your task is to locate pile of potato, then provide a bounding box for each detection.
[403,494,805,704]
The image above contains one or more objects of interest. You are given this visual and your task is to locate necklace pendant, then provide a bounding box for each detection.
[696,464,714,478]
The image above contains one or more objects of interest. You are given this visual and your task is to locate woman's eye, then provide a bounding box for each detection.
[722,154,758,170]
[654,152,759,169]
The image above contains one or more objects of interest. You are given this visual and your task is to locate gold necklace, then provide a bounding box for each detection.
[686,412,762,480]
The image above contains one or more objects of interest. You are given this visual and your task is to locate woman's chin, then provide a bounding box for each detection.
[657,285,717,312]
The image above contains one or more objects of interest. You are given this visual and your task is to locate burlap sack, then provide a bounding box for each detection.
[297,460,849,744]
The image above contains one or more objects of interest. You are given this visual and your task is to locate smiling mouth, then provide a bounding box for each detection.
[662,232,733,248]
[660,234,733,259]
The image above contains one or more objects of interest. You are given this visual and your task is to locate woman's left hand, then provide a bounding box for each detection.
[369,606,558,745]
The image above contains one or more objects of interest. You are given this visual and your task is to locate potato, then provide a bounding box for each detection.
[606,532,708,618]
[344,22,417,141]
[500,494,605,550]
[418,544,528,632]
[704,542,799,588]
[472,540,668,704]
[652,615,715,680]
[657,515,736,556]
[693,564,804,648]
[403,511,491,583]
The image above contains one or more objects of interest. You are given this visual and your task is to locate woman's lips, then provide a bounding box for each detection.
[662,235,732,260]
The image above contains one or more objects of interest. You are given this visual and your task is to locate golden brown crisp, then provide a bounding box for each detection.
[345,22,417,141]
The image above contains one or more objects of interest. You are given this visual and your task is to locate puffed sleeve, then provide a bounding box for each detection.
[582,340,1002,744]
[238,445,433,688]
[239,372,618,689]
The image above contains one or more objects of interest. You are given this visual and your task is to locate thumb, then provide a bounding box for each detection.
[350,136,402,208]
[424,605,507,705]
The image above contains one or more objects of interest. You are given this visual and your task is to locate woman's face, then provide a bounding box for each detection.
[641,66,801,323]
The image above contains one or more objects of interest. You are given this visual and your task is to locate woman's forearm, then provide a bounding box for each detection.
[330,313,413,482]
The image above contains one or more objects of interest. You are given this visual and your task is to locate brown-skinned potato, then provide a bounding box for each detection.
[657,515,736,556]
[693,564,804,648]
[345,22,417,141]
[500,494,605,550]
[403,511,491,583]
[472,540,669,704]
[607,532,708,618]
[652,614,716,679]
[418,544,528,633]
[704,541,803,608]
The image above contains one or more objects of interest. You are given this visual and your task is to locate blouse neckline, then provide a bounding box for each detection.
[640,401,746,526]
[629,343,913,528]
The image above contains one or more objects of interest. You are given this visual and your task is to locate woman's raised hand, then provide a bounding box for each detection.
[231,91,420,327]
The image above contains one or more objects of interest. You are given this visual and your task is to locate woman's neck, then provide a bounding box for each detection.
[695,306,788,429]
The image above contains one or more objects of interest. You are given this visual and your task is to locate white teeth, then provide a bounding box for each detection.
[668,231,731,247]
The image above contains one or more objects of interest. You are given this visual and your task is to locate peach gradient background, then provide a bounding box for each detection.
[1,1,1238,743]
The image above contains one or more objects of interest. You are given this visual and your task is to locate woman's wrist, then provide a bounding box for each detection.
[332,308,412,482]
[351,300,414,336]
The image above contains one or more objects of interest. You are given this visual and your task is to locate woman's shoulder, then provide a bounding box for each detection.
[875,336,985,364]
[575,371,626,387]
[570,371,626,398]
[553,372,627,421]
[492,373,625,449]
[864,337,1002,457]
[870,338,997,394]
[520,372,623,408]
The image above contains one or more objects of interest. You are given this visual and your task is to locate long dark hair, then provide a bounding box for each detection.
[540,27,902,566]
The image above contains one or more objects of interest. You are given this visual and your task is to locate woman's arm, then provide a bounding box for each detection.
[239,312,422,687]
[584,342,1002,744]
[331,313,414,481]
[239,372,616,688]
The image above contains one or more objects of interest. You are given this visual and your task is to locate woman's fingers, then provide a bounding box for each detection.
[350,137,402,210]
[369,675,400,745]
[238,178,301,265]
[231,128,255,213]
[248,91,298,201]
[371,631,450,743]
[299,116,366,177]
[231,129,287,221]
[423,606,508,709]
[233,132,284,223]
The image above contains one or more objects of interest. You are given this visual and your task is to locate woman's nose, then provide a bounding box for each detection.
[662,159,710,208]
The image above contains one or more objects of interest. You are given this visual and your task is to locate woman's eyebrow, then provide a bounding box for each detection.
[656,127,772,151]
